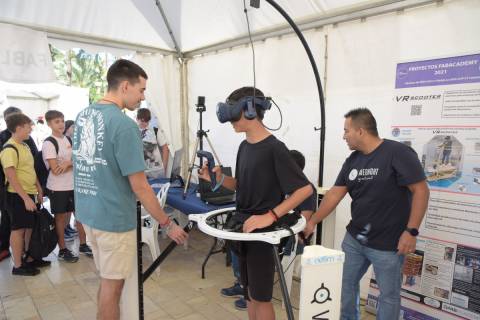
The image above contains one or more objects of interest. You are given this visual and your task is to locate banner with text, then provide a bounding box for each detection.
[0,23,56,83]
[366,54,480,320]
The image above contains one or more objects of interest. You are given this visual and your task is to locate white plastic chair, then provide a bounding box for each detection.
[141,182,170,260]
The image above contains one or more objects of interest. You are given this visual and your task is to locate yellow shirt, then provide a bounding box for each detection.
[0,138,37,194]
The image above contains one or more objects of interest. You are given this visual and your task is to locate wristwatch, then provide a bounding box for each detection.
[405,227,419,237]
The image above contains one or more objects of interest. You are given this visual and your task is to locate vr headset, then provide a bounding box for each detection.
[216,96,271,123]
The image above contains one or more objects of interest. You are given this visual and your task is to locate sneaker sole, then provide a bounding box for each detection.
[80,252,93,257]
[234,305,247,311]
[59,257,79,263]
[221,293,244,298]
[12,271,40,276]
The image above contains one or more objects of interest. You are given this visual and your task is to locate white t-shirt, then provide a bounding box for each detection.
[42,135,73,191]
[141,127,167,178]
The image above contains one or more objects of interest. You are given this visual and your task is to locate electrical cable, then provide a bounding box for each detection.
[262,98,283,131]
[243,0,285,131]
[243,0,256,96]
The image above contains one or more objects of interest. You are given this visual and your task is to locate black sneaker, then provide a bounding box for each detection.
[58,248,79,263]
[12,264,40,276]
[234,297,247,310]
[79,244,93,257]
[25,258,51,268]
[220,282,244,298]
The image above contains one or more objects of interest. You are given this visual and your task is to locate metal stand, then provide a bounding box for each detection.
[135,202,194,320]
[273,244,295,320]
[201,212,231,278]
[136,203,144,320]
[183,97,222,199]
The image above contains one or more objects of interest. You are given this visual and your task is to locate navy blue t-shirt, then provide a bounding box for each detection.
[335,139,426,251]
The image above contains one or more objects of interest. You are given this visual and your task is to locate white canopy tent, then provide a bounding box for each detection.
[2,0,480,298]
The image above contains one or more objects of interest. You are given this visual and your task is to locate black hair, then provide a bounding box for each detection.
[3,106,21,119]
[107,59,148,91]
[289,150,305,170]
[136,108,151,122]
[64,120,74,134]
[227,86,266,120]
[344,108,379,137]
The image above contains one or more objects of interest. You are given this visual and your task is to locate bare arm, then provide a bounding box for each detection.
[301,210,314,221]
[303,186,348,237]
[4,167,37,211]
[128,171,187,244]
[273,184,313,218]
[397,180,430,255]
[243,184,313,233]
[406,180,430,229]
[310,186,348,225]
[160,144,169,172]
[128,172,170,225]
[47,158,61,175]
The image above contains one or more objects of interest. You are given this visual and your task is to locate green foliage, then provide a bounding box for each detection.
[49,45,111,103]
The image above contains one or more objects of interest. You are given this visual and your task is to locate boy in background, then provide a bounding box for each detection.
[136,108,169,176]
[0,106,38,262]
[1,113,44,275]
[43,110,92,262]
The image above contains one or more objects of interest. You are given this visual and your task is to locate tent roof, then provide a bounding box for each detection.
[1,0,387,54]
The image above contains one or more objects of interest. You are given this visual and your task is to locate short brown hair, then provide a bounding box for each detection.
[227,86,266,120]
[136,108,151,122]
[107,59,148,91]
[344,108,378,137]
[45,110,64,122]
[6,113,32,133]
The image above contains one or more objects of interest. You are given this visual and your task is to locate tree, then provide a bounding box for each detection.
[50,45,110,103]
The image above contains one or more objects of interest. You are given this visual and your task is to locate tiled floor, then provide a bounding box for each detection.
[0,229,376,320]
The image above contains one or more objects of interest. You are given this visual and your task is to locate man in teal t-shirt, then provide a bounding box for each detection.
[73,59,187,320]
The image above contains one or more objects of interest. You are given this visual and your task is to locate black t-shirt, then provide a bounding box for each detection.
[335,139,425,251]
[235,135,309,215]
[295,183,317,212]
[0,129,38,156]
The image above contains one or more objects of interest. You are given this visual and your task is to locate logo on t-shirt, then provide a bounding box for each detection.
[349,169,358,181]
[73,107,107,196]
[349,168,380,181]
[75,108,105,166]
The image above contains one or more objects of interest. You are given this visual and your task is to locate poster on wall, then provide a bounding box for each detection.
[366,54,480,320]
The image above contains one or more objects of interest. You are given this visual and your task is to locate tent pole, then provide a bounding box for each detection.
[153,0,183,59]
[179,59,190,178]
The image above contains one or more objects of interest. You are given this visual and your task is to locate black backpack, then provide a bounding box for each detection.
[28,206,58,259]
[34,136,72,193]
[0,144,19,210]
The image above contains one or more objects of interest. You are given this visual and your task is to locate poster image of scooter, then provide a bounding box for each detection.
[422,135,463,189]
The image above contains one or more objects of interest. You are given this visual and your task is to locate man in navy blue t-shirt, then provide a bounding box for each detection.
[304,108,429,320]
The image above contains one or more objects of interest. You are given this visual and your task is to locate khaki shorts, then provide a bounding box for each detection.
[83,225,136,280]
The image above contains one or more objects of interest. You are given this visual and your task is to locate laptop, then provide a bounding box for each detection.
[198,167,236,205]
[166,148,185,188]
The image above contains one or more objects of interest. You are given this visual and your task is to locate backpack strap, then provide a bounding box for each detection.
[1,144,19,189]
[44,136,59,154]
[2,144,19,164]
[65,136,72,146]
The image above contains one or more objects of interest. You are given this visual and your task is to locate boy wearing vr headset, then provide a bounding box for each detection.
[200,87,312,320]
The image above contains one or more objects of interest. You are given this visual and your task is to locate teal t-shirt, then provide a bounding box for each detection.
[73,103,146,232]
